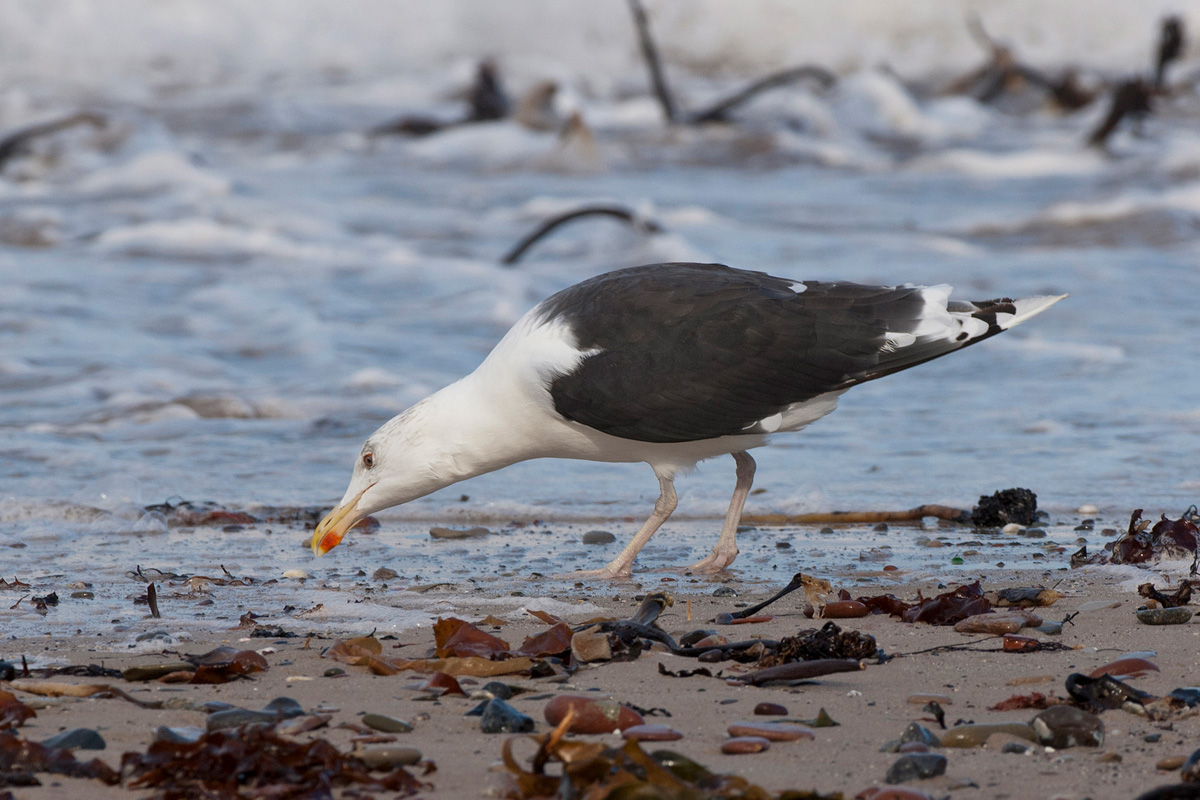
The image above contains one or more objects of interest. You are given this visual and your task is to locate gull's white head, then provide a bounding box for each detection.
[311,401,464,557]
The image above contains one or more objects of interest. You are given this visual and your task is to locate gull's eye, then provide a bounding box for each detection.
[362,452,375,469]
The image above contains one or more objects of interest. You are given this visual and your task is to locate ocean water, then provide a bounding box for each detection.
[1,1,1199,638]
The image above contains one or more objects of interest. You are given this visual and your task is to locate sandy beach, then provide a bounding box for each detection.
[2,546,1197,800]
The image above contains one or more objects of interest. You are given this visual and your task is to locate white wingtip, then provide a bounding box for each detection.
[1001,294,1068,330]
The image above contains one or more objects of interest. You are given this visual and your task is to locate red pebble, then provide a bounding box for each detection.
[721,736,770,754]
[753,702,787,716]
[726,721,814,741]
[620,724,682,742]
[823,600,869,619]
[1002,634,1041,652]
[543,695,643,734]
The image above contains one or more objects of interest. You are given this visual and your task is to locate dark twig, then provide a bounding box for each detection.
[1087,78,1154,147]
[0,112,104,170]
[1156,16,1185,90]
[689,66,837,124]
[725,571,807,619]
[627,0,678,123]
[500,205,663,266]
[147,583,161,619]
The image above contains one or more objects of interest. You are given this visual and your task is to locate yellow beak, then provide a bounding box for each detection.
[311,484,373,557]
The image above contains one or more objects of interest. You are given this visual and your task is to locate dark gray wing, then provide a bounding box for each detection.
[540,262,1015,444]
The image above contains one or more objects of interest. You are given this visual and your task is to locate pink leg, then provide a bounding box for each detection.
[564,471,677,580]
[688,451,755,573]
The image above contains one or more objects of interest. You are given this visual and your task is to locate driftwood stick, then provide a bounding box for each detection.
[690,65,836,124]
[0,112,104,170]
[627,0,678,123]
[743,504,970,526]
[500,205,663,265]
[728,658,864,686]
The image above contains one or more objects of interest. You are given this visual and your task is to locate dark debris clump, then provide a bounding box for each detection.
[122,725,425,799]
[971,488,1038,527]
[764,621,877,666]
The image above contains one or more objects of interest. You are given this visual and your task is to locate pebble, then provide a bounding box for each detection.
[1079,600,1121,612]
[1001,741,1030,754]
[1156,755,1187,770]
[721,736,770,754]
[571,626,613,663]
[41,728,105,750]
[1077,504,1100,515]
[324,667,346,678]
[885,753,947,783]
[355,745,422,770]
[281,569,309,579]
[712,586,737,597]
[372,567,399,581]
[822,600,869,619]
[206,697,305,731]
[954,610,1041,634]
[690,634,730,649]
[581,530,616,545]
[543,695,643,733]
[1089,656,1160,679]
[754,702,787,716]
[900,723,941,748]
[697,650,724,663]
[429,525,491,539]
[1182,748,1200,781]
[621,724,683,742]
[480,698,535,734]
[361,713,413,733]
[1098,751,1122,763]
[151,726,204,744]
[1031,706,1104,748]
[481,681,514,700]
[941,723,1037,748]
[1035,621,1063,635]
[726,721,814,742]
[679,629,717,647]
[1136,606,1194,625]
[861,790,936,800]
[905,693,952,706]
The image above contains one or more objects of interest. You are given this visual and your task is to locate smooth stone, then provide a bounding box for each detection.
[544,695,643,733]
[372,567,399,581]
[906,693,953,706]
[621,724,683,742]
[1182,748,1200,781]
[324,667,346,677]
[480,698,535,734]
[581,530,616,545]
[954,611,1042,634]
[652,750,713,782]
[900,722,941,748]
[1089,656,1160,679]
[823,600,869,619]
[897,742,929,754]
[361,713,413,733]
[679,629,717,648]
[754,702,788,716]
[41,728,105,750]
[885,753,947,783]
[122,662,194,681]
[481,681,513,700]
[356,745,422,770]
[1001,741,1030,754]
[712,587,737,597]
[726,721,814,742]
[1136,606,1194,625]
[207,697,304,731]
[1156,755,1187,770]
[691,634,730,648]
[429,526,491,539]
[1036,622,1064,635]
[1031,705,1104,748]
[152,726,204,744]
[1079,600,1121,612]
[941,722,1037,748]
[721,736,770,754]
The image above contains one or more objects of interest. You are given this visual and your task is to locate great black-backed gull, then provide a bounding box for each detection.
[312,262,1063,578]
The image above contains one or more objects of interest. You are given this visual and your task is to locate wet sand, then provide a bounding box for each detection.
[4,561,1197,800]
